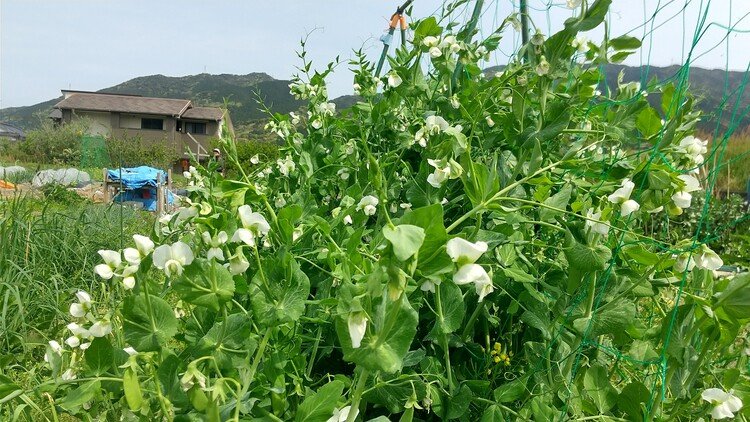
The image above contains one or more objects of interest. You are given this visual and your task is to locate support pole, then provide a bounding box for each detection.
[375,0,415,77]
[519,0,530,62]
[451,0,484,89]
[102,168,110,203]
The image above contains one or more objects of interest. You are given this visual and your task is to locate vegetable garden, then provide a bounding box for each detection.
[1,0,750,420]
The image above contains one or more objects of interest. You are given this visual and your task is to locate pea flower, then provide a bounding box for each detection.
[153,242,194,277]
[343,215,353,225]
[277,156,296,176]
[123,347,138,356]
[672,174,701,210]
[425,115,449,135]
[62,369,77,381]
[485,115,495,127]
[94,250,121,280]
[679,136,708,165]
[608,178,635,204]
[422,36,439,48]
[673,252,695,273]
[133,234,155,257]
[454,263,491,286]
[535,56,550,76]
[531,29,545,46]
[357,195,379,216]
[228,248,250,275]
[238,205,271,236]
[701,388,742,420]
[572,35,589,53]
[567,0,582,8]
[202,231,228,261]
[450,95,460,109]
[387,72,402,88]
[475,278,495,302]
[447,238,488,265]
[89,320,112,338]
[585,208,609,236]
[347,311,368,349]
[427,158,463,188]
[69,291,92,318]
[45,340,63,363]
[694,244,723,270]
[621,199,640,217]
[181,362,208,391]
[65,336,81,348]
[328,406,359,422]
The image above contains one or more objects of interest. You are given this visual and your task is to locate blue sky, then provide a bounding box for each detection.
[1,0,748,108]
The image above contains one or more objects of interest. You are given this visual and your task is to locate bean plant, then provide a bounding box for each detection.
[13,0,750,420]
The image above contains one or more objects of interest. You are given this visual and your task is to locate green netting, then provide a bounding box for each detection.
[80,135,109,168]
[410,0,749,419]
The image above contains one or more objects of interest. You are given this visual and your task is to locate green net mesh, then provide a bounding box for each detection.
[79,135,109,168]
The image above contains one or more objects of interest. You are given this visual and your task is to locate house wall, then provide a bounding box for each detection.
[76,111,113,137]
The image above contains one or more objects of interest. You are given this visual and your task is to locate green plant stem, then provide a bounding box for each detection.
[584,273,597,319]
[460,300,484,341]
[150,364,172,418]
[435,286,455,393]
[346,369,370,422]
[248,327,272,385]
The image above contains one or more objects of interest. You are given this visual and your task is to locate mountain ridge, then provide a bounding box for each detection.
[2,65,748,136]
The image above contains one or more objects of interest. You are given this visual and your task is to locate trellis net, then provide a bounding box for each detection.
[420,0,750,418]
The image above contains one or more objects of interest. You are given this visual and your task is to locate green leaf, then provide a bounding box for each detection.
[59,380,100,413]
[493,376,527,403]
[621,245,660,266]
[609,35,642,51]
[636,107,662,138]
[574,299,636,337]
[446,384,472,419]
[480,405,504,422]
[84,337,113,376]
[436,282,465,334]
[714,274,750,321]
[0,374,21,404]
[397,204,450,275]
[564,0,611,31]
[383,224,426,261]
[414,16,442,41]
[251,255,310,324]
[539,184,572,222]
[295,380,345,422]
[564,230,612,273]
[617,382,650,422]
[503,266,536,283]
[122,294,178,352]
[583,364,617,412]
[196,313,256,370]
[123,367,143,411]
[337,295,418,373]
[174,259,235,312]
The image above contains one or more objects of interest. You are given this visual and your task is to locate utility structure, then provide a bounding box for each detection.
[375,0,414,76]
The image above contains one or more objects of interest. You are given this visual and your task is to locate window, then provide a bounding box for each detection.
[141,118,164,130]
[185,122,207,135]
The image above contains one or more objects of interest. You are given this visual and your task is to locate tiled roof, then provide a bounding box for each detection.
[54,93,191,116]
[181,106,224,121]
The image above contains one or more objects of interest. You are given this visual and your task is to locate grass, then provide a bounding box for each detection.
[706,129,750,193]
[0,195,154,358]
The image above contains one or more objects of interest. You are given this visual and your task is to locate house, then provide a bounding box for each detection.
[0,122,25,141]
[50,90,232,159]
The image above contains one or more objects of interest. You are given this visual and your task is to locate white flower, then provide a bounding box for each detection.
[250,154,260,165]
[672,191,692,209]
[679,136,708,157]
[290,112,300,125]
[69,290,92,318]
[357,196,379,216]
[608,178,635,204]
[447,238,488,265]
[535,57,550,76]
[123,276,136,289]
[420,279,438,293]
[475,278,494,302]
[422,36,439,47]
[232,228,256,247]
[123,248,141,265]
[45,340,63,362]
[454,263,491,286]
[133,235,154,257]
[202,231,228,261]
[647,206,664,214]
[694,245,723,270]
[238,205,271,236]
[328,405,359,422]
[677,174,701,192]
[65,336,80,348]
[621,199,640,217]
[89,320,112,338]
[425,115,449,134]
[485,116,495,127]
[277,156,296,176]
[62,369,77,381]
[343,215,353,225]
[94,250,121,280]
[347,312,368,349]
[400,203,412,211]
[531,30,545,46]
[180,364,207,391]
[67,322,90,338]
[701,388,742,420]
[228,249,250,275]
[572,35,589,53]
[567,0,582,8]
[450,95,460,109]
[153,242,194,277]
[429,46,442,58]
[585,208,609,236]
[123,347,138,356]
[337,168,350,180]
[427,158,462,188]
[275,196,287,208]
[388,73,402,88]
[674,252,695,273]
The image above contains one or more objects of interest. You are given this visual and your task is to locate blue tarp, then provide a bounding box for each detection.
[107,166,166,189]
[108,166,174,211]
